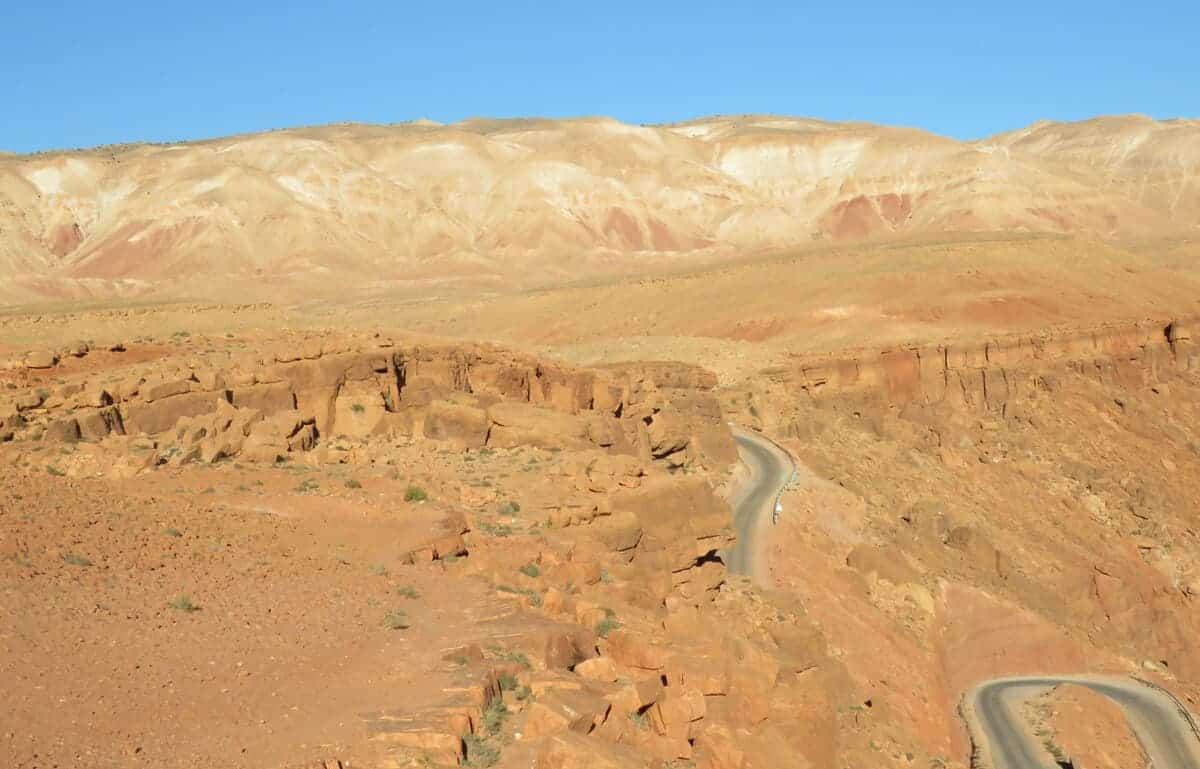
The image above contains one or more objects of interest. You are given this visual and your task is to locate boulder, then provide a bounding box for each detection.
[42,417,81,443]
[604,629,668,671]
[123,391,229,435]
[487,402,590,451]
[23,350,58,369]
[77,406,125,441]
[522,689,611,740]
[64,340,89,358]
[845,545,920,586]
[142,378,193,403]
[534,732,651,769]
[423,400,489,449]
[14,392,44,411]
[332,387,387,437]
[573,656,619,683]
[543,631,596,670]
[230,382,296,414]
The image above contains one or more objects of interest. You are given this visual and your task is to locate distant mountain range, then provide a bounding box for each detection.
[2,114,1197,303]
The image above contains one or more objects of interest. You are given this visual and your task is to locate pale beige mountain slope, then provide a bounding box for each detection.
[2,114,1197,304]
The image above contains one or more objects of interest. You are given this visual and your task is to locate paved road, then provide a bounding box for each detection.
[725,428,794,580]
[969,675,1200,769]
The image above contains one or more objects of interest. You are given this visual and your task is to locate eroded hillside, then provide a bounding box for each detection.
[2,114,1198,303]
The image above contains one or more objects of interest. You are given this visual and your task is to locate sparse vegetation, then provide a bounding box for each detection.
[62,553,92,567]
[383,610,410,630]
[497,500,521,515]
[519,562,540,578]
[343,478,362,489]
[496,584,543,606]
[478,521,514,537]
[168,595,199,613]
[488,646,532,670]
[165,527,183,537]
[596,615,620,638]
[46,465,65,477]
[463,733,500,768]
[397,584,420,599]
[350,403,366,414]
[295,478,320,493]
[370,564,389,577]
[498,673,519,691]
[404,486,428,502]
[483,698,508,735]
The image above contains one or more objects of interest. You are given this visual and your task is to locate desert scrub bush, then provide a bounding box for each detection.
[396,585,420,599]
[46,465,65,477]
[483,698,509,735]
[383,610,410,630]
[168,595,199,613]
[498,673,519,691]
[478,521,513,537]
[164,527,183,538]
[595,615,620,638]
[404,486,428,502]
[497,500,521,515]
[519,563,540,578]
[295,478,319,493]
[370,564,389,577]
[343,478,362,489]
[463,734,500,767]
[488,646,531,670]
[62,553,92,567]
[350,403,366,414]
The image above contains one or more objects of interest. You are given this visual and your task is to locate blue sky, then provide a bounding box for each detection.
[3,0,1195,153]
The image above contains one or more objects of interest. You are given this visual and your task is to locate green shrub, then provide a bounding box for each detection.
[498,673,519,691]
[463,734,500,767]
[405,486,428,502]
[62,553,92,567]
[519,563,540,578]
[483,698,509,735]
[370,564,389,577]
[595,616,620,638]
[344,479,362,489]
[164,527,183,538]
[46,466,65,477]
[383,611,410,630]
[168,595,199,613]
[397,585,420,599]
[498,500,521,515]
[350,403,366,414]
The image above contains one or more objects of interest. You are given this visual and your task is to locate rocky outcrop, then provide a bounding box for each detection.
[756,316,1200,418]
[2,338,736,472]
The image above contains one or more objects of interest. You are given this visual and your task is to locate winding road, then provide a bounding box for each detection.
[725,427,1200,769]
[969,676,1200,769]
[726,427,794,582]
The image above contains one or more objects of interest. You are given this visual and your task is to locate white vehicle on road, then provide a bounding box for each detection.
[772,501,782,524]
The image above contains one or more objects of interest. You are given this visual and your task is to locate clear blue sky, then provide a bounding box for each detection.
[3,0,1196,153]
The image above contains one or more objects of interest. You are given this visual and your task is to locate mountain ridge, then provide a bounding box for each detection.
[2,113,1196,304]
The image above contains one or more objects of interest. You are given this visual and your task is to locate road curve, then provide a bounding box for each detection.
[968,675,1200,769]
[725,427,794,581]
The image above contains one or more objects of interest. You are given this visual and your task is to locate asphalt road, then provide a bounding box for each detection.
[970,675,1200,769]
[721,429,1200,769]
[725,428,794,580]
